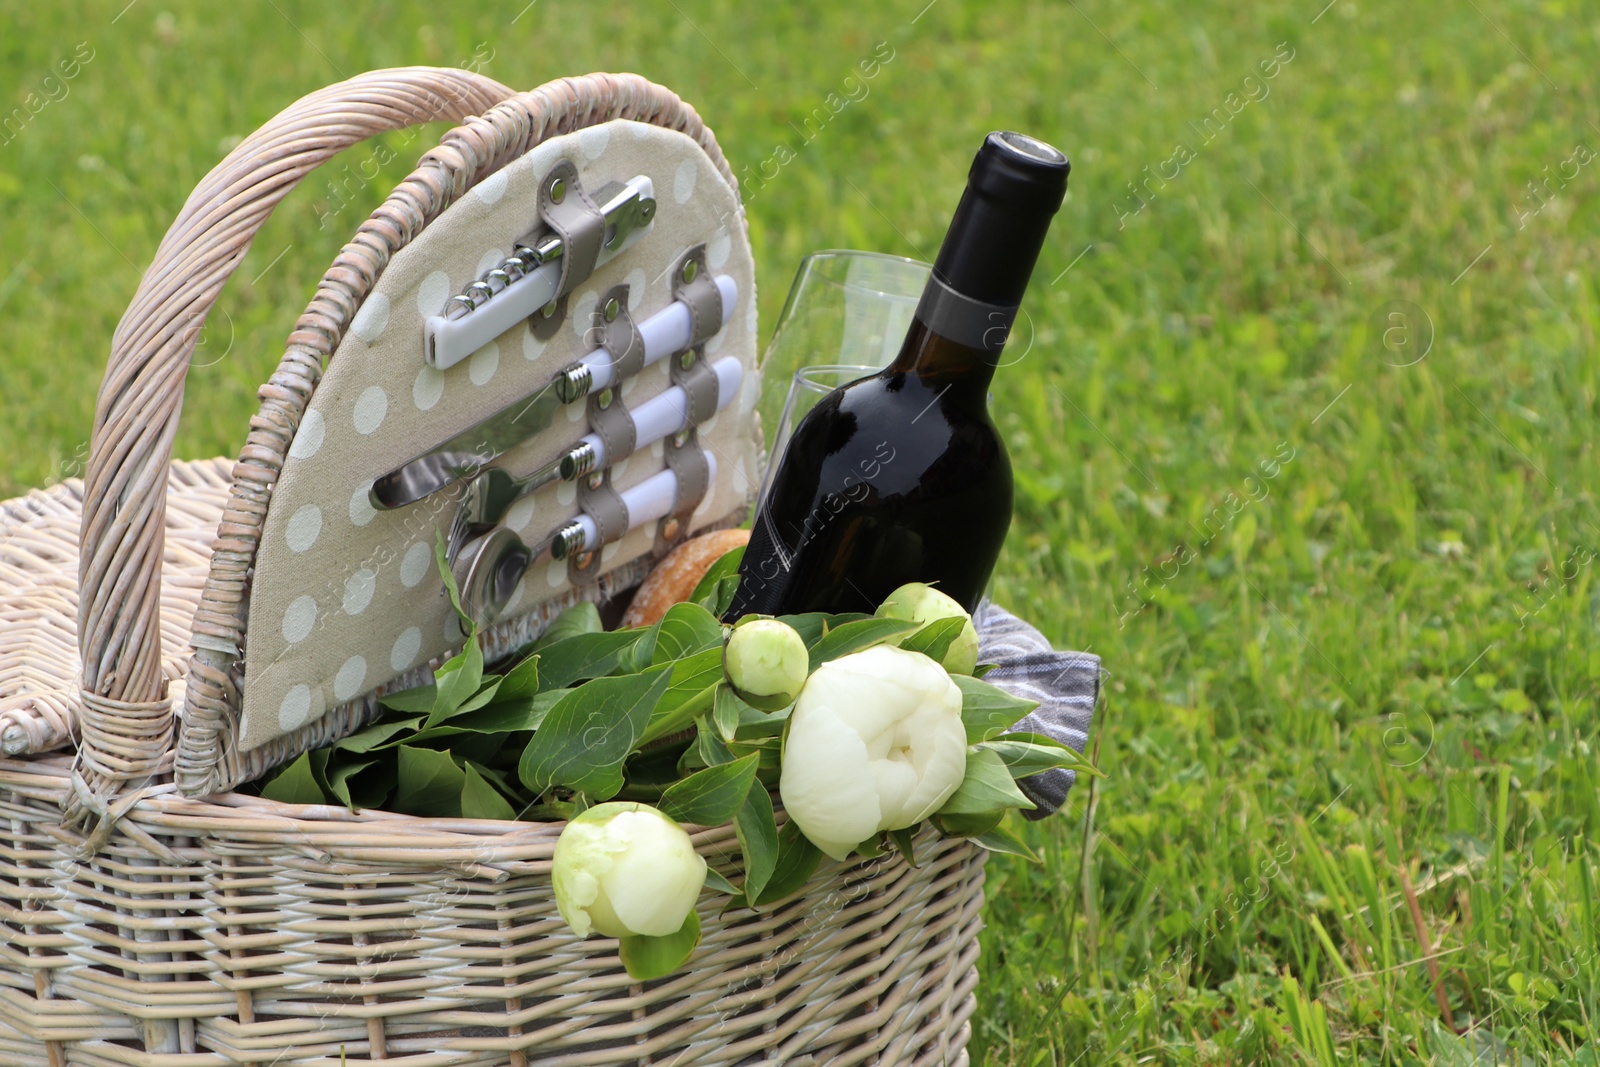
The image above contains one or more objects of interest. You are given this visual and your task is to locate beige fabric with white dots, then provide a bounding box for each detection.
[238,120,759,752]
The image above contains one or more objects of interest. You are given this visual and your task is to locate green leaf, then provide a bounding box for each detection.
[972,662,998,679]
[696,716,738,768]
[734,703,790,742]
[496,653,540,701]
[690,545,745,604]
[954,674,1039,743]
[466,760,518,796]
[397,745,467,817]
[615,622,659,674]
[898,615,966,664]
[461,762,517,820]
[887,826,920,868]
[659,755,759,826]
[808,616,920,671]
[734,785,780,902]
[982,731,1106,779]
[712,683,746,742]
[427,637,486,727]
[701,575,742,620]
[519,667,673,800]
[703,868,739,895]
[334,717,426,753]
[449,689,565,734]
[380,686,437,713]
[536,629,652,691]
[753,820,822,906]
[777,612,872,648]
[854,835,887,859]
[617,909,701,981]
[325,756,377,811]
[690,546,746,616]
[641,647,726,746]
[260,753,326,805]
[973,821,1044,863]
[932,810,1005,838]
[937,748,1037,816]
[650,602,726,665]
[435,531,474,630]
[534,601,604,650]
[374,724,472,749]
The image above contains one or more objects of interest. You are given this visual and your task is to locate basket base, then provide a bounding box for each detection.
[0,757,985,1066]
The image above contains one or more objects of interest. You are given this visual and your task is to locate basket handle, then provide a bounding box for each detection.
[72,67,514,818]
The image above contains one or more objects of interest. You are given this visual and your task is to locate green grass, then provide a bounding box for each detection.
[3,1,1598,1062]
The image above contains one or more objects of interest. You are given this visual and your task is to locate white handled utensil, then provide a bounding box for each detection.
[371,274,737,510]
[456,449,718,623]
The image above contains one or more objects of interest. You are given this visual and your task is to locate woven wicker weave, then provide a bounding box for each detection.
[0,67,987,1064]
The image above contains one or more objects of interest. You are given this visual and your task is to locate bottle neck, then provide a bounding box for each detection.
[884,318,998,404]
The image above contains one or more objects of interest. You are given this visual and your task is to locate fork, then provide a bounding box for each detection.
[445,457,565,565]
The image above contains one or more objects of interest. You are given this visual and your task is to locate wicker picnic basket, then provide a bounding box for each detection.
[0,68,985,1065]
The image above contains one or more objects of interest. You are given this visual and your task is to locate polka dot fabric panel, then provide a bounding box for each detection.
[236,120,759,753]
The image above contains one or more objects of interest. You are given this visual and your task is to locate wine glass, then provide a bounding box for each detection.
[756,251,930,507]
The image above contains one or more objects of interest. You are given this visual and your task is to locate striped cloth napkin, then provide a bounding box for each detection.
[973,601,1101,819]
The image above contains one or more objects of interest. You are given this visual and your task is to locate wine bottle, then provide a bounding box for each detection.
[729,131,1069,619]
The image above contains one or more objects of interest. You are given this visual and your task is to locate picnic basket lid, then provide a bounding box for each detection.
[54,68,759,807]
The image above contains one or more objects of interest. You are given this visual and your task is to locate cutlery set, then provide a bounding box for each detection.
[370,161,741,624]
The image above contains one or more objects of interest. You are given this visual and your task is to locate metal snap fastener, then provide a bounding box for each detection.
[661,517,681,542]
[541,300,559,319]
[603,297,620,322]
[681,258,698,283]
[548,177,566,203]
[596,388,614,410]
[679,350,696,370]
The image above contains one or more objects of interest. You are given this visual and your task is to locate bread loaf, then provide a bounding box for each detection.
[621,528,751,628]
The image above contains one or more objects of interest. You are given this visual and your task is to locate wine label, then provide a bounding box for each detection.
[914,274,1020,353]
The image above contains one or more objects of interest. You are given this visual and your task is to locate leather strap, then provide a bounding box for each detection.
[672,244,723,349]
[529,294,566,341]
[586,378,637,465]
[672,353,720,426]
[580,469,629,542]
[529,158,606,299]
[664,429,710,523]
[599,282,646,381]
[669,244,723,425]
[572,468,628,584]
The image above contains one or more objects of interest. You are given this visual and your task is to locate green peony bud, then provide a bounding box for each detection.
[724,617,810,709]
[875,582,980,676]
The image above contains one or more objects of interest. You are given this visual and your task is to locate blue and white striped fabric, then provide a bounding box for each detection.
[974,601,1100,819]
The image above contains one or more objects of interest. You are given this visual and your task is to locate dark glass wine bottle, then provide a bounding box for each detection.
[728,131,1069,619]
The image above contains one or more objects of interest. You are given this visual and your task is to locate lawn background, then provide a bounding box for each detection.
[2,1,1598,1063]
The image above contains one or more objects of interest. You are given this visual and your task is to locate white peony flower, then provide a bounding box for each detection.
[551,802,707,938]
[779,644,968,861]
[875,582,980,676]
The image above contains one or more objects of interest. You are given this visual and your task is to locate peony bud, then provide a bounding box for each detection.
[551,803,707,938]
[779,644,968,861]
[724,617,810,708]
[875,582,980,675]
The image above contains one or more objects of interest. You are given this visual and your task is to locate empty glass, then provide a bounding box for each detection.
[756,251,930,507]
